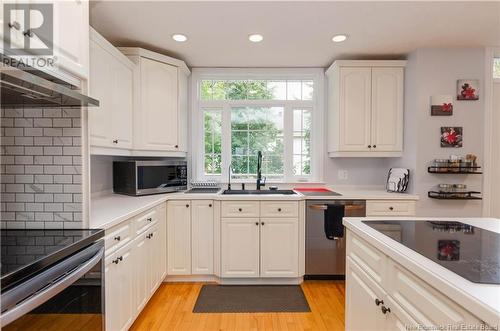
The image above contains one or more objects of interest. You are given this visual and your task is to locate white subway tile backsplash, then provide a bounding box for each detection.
[34,156,53,164]
[1,107,82,229]
[34,118,52,128]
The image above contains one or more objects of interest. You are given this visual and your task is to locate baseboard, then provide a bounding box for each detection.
[163,275,304,285]
[304,275,345,281]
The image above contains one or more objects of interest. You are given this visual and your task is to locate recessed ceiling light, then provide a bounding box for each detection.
[248,34,264,43]
[332,34,348,43]
[172,34,187,42]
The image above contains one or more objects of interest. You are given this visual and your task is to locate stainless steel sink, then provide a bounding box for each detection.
[222,189,297,195]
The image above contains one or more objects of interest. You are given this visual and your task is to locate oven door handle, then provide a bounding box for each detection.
[0,247,104,327]
[308,204,328,210]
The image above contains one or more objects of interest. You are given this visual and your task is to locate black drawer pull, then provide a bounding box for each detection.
[375,299,384,306]
[381,306,391,314]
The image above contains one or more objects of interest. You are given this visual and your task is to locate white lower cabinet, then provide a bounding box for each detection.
[105,242,134,331]
[346,231,484,331]
[104,203,166,331]
[260,218,299,277]
[220,201,300,279]
[167,201,192,275]
[191,200,214,274]
[221,218,260,278]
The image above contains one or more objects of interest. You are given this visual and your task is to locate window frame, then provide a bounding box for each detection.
[190,68,325,183]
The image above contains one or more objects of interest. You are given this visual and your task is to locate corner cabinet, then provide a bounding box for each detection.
[120,47,190,156]
[326,60,406,157]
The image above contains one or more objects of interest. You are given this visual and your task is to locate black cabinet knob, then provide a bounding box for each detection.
[373,145,377,148]
[147,217,152,222]
[261,222,265,225]
[255,222,259,226]
[209,204,212,207]
[381,306,391,314]
[375,299,384,306]
[186,204,190,208]
[389,207,394,211]
[112,139,118,144]
[238,208,242,212]
[114,236,121,241]
[278,208,282,212]
[8,21,21,30]
[175,145,179,148]
[368,145,372,148]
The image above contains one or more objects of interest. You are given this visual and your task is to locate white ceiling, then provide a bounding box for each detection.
[90,1,500,68]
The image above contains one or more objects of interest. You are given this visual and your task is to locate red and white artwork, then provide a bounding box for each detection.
[457,79,479,100]
[431,95,453,116]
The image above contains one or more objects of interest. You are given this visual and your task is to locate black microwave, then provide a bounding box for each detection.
[113,160,187,196]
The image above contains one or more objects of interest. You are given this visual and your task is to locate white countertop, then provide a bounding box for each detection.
[90,186,418,230]
[343,217,500,327]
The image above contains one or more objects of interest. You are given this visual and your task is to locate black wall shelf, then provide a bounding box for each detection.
[428,191,482,200]
[428,166,482,174]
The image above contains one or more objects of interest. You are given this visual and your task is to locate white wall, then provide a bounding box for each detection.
[391,48,485,217]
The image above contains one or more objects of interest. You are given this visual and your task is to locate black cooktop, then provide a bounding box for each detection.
[363,220,500,285]
[1,229,104,291]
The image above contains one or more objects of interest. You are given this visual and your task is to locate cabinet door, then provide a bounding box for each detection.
[339,67,372,152]
[89,39,112,147]
[110,57,133,149]
[371,67,404,152]
[52,0,89,80]
[114,243,134,331]
[167,201,191,275]
[105,244,134,331]
[221,218,260,278]
[345,257,386,331]
[134,233,150,313]
[104,255,119,331]
[191,200,214,275]
[148,225,160,294]
[260,218,299,277]
[138,57,179,151]
[156,203,167,281]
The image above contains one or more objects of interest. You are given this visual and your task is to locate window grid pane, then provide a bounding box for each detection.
[203,110,222,175]
[293,109,311,176]
[200,80,314,101]
[494,58,500,79]
[231,107,284,180]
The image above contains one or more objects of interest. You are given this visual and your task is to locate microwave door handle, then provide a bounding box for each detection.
[0,247,104,328]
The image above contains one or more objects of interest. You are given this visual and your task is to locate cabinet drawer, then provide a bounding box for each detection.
[260,201,298,218]
[366,200,415,216]
[387,259,481,327]
[346,231,387,287]
[135,209,157,234]
[105,222,132,257]
[221,201,260,218]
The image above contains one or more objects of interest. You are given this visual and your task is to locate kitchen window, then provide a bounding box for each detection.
[192,69,324,183]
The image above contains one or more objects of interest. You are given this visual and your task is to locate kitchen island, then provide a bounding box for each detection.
[343,217,500,330]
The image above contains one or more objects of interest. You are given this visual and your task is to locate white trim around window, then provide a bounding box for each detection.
[190,68,325,183]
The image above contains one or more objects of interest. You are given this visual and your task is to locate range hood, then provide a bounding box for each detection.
[0,56,99,108]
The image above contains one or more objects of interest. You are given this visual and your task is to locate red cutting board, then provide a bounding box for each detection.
[293,187,332,192]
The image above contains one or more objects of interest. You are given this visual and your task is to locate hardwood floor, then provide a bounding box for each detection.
[130,281,345,331]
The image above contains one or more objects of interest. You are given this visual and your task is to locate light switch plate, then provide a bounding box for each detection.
[338,169,348,180]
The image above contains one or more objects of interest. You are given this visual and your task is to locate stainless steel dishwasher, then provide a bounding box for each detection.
[305,200,366,279]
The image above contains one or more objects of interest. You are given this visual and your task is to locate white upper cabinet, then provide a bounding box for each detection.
[138,57,179,151]
[89,28,133,153]
[371,67,404,152]
[120,47,190,156]
[326,60,406,157]
[52,0,89,83]
[2,0,89,86]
